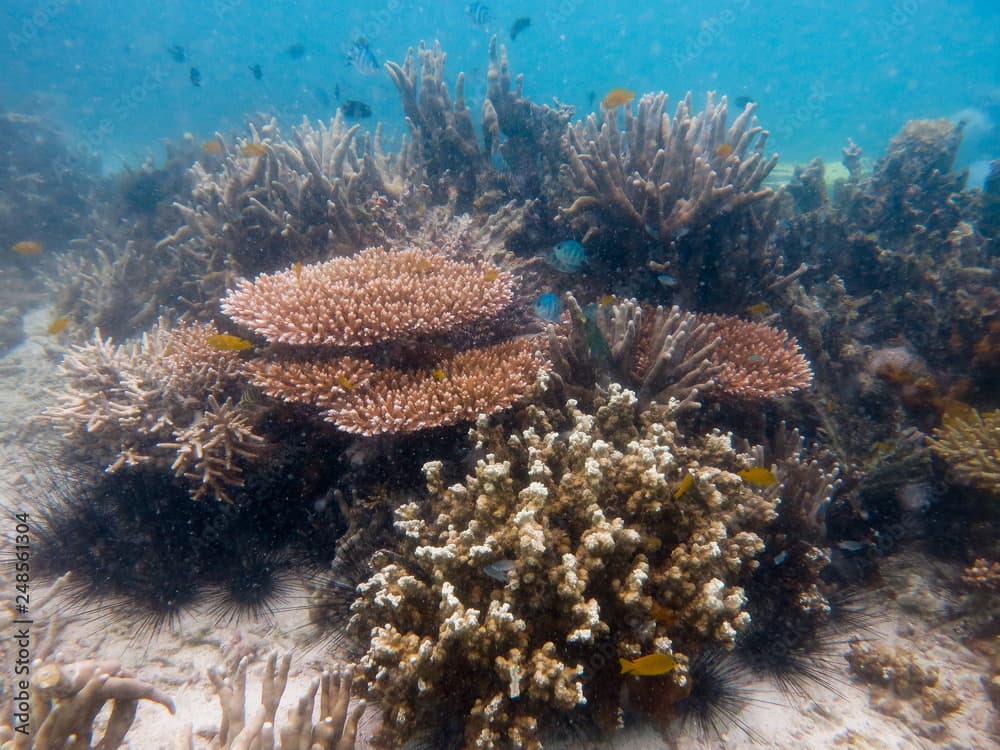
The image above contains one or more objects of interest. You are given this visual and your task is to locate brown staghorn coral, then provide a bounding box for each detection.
[556,92,777,258]
[221,246,515,347]
[157,116,408,305]
[184,651,364,750]
[223,248,547,435]
[41,320,267,501]
[929,408,1000,492]
[346,384,781,748]
[696,313,814,400]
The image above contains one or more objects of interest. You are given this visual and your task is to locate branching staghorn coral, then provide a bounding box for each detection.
[222,246,549,436]
[929,408,1000,492]
[556,92,777,262]
[187,651,364,750]
[41,320,267,501]
[346,384,783,748]
[157,116,408,303]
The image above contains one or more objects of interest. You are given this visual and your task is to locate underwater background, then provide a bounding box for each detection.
[2,1,1000,749]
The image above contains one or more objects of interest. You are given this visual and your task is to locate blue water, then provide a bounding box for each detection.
[3,0,998,176]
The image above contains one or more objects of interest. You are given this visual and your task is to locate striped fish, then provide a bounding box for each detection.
[346,38,379,76]
[466,2,492,27]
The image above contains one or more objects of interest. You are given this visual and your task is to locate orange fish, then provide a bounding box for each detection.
[738,467,777,487]
[47,317,70,335]
[336,373,354,392]
[293,261,303,280]
[714,143,734,158]
[12,241,43,256]
[240,143,268,157]
[619,653,676,677]
[673,473,693,500]
[602,88,635,109]
[202,140,223,155]
[206,333,253,351]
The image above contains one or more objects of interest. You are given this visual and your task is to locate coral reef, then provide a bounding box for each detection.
[157,116,409,304]
[41,320,266,501]
[347,385,786,748]
[189,651,364,750]
[929,408,1000,492]
[223,247,549,435]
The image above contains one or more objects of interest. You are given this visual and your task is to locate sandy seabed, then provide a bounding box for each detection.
[1,305,997,750]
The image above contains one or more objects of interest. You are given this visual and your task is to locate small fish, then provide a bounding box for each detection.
[657,273,679,289]
[483,559,518,583]
[598,294,615,307]
[430,368,446,382]
[482,269,500,282]
[340,99,372,118]
[588,91,596,109]
[547,239,587,273]
[206,333,252,351]
[167,45,186,63]
[602,88,635,109]
[293,261,303,280]
[202,139,222,155]
[533,292,562,323]
[240,143,268,157]
[734,95,755,109]
[466,2,492,27]
[249,63,262,80]
[747,354,764,364]
[673,473,693,500]
[11,240,43,256]
[47,317,69,335]
[836,540,866,552]
[619,653,676,677]
[189,67,201,87]
[738,467,777,487]
[346,38,379,76]
[284,43,306,59]
[773,550,788,565]
[510,17,531,40]
[714,143,734,158]
[746,302,770,316]
[336,373,354,392]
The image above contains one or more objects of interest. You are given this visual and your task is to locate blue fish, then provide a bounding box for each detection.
[533,292,562,322]
[657,273,679,289]
[483,559,518,583]
[546,239,588,273]
[346,38,379,76]
[466,2,492,27]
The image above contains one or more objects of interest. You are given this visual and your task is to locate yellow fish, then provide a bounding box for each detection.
[240,143,268,157]
[746,302,770,316]
[206,333,253,351]
[599,294,616,308]
[673,473,693,500]
[738,467,777,487]
[602,88,635,109]
[12,240,43,256]
[293,261,303,280]
[47,317,70,334]
[336,373,354,392]
[714,143,734,158]
[202,140,223,155]
[619,653,676,677]
[431,368,446,382]
[483,269,500,282]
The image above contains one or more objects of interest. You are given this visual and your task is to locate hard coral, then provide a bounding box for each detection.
[41,320,266,501]
[347,385,781,748]
[929,408,1000,492]
[224,248,548,435]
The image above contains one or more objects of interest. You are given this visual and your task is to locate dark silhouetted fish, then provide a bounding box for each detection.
[334,84,371,118]
[588,91,596,108]
[189,67,201,87]
[734,95,755,109]
[249,64,262,80]
[346,38,379,76]
[466,2,492,27]
[510,17,531,40]
[167,45,186,63]
[285,43,306,59]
